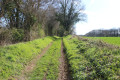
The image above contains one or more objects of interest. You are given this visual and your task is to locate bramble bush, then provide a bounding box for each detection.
[63,35,120,80]
[12,28,24,42]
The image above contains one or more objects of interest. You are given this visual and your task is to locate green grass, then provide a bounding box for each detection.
[86,37,120,46]
[63,36,120,80]
[0,36,53,79]
[29,39,61,80]
[1,35,120,80]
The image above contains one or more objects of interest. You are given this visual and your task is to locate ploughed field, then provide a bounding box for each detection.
[0,36,120,80]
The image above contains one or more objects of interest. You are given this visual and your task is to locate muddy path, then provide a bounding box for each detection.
[14,42,53,80]
[58,39,70,80]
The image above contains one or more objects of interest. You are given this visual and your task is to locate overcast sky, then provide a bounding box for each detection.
[75,0,120,35]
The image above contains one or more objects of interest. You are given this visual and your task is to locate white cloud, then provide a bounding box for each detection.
[75,0,120,35]
[90,0,95,6]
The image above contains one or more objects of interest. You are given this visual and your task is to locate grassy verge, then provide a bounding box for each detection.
[63,35,120,80]
[0,37,53,79]
[29,39,61,80]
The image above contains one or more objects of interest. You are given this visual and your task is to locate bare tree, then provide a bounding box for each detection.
[56,0,86,36]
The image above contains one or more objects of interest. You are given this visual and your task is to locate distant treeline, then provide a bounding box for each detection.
[0,0,86,45]
[85,28,120,37]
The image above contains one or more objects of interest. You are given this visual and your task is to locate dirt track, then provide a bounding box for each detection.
[58,40,70,80]
[9,40,70,80]
[14,42,53,80]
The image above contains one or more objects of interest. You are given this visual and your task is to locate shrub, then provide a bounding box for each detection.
[0,28,12,45]
[12,28,24,42]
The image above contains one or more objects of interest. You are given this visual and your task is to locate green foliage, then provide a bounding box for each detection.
[38,24,45,38]
[56,0,86,35]
[12,28,24,42]
[57,26,65,37]
[29,39,61,80]
[0,37,53,79]
[0,28,24,45]
[63,35,120,80]
[0,29,12,45]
